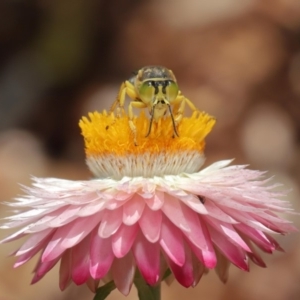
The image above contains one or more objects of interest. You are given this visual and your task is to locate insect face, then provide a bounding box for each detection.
[110,65,199,145]
[138,80,179,108]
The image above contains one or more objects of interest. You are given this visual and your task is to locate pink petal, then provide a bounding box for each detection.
[205,217,251,252]
[160,216,185,267]
[214,248,230,283]
[112,224,138,258]
[21,208,65,233]
[60,213,101,248]
[98,208,122,238]
[165,243,194,287]
[42,223,74,262]
[14,234,52,268]
[244,240,267,268]
[16,228,53,256]
[180,204,216,267]
[77,200,106,217]
[71,236,91,285]
[235,223,275,253]
[31,255,61,284]
[49,205,82,227]
[132,233,160,285]
[144,191,164,210]
[138,206,162,243]
[205,200,238,224]
[209,226,249,271]
[90,229,114,279]
[59,249,72,290]
[186,238,216,269]
[161,194,190,232]
[183,195,208,215]
[191,255,206,287]
[123,194,145,225]
[86,278,99,293]
[224,209,278,234]
[250,212,297,234]
[43,213,101,262]
[264,233,285,252]
[1,206,62,229]
[111,253,135,296]
[0,227,27,243]
[113,190,133,201]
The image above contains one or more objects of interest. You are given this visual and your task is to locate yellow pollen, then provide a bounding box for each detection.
[79,111,215,157]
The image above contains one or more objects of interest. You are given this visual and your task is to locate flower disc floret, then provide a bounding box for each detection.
[79,111,215,178]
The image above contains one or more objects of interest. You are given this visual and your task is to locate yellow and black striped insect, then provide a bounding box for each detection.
[110,66,199,144]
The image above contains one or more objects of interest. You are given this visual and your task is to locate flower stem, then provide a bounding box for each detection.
[134,278,161,300]
[149,283,161,300]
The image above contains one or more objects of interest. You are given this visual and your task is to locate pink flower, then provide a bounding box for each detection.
[1,111,296,296]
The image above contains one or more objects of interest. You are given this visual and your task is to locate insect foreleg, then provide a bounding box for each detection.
[110,81,138,117]
[128,100,148,145]
[173,93,200,124]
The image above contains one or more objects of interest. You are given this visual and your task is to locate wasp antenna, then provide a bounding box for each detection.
[168,105,179,137]
[145,106,156,137]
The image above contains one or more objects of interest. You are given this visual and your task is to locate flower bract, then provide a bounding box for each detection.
[0,110,296,296]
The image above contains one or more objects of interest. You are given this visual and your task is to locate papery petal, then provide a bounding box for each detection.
[161,194,190,232]
[204,200,238,224]
[160,216,185,266]
[112,224,138,258]
[60,213,101,248]
[32,255,61,284]
[49,205,82,227]
[123,195,145,225]
[111,253,135,296]
[144,190,164,210]
[1,157,296,295]
[205,217,251,252]
[165,243,194,287]
[90,229,114,279]
[241,236,267,268]
[182,195,208,215]
[86,278,100,293]
[71,236,90,285]
[235,223,275,253]
[138,206,162,243]
[224,209,278,234]
[180,204,216,267]
[59,249,72,290]
[214,248,231,283]
[132,233,160,285]
[16,228,53,256]
[42,223,73,262]
[98,208,122,238]
[191,256,206,287]
[209,226,249,271]
[77,200,106,217]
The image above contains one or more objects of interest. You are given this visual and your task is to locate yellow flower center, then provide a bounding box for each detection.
[79,110,215,178]
[80,111,215,156]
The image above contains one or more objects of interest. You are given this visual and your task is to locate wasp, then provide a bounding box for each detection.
[110,66,199,144]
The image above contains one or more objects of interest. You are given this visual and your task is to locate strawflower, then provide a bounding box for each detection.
[0,109,296,300]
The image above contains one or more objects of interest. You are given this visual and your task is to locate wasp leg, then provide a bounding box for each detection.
[128,100,148,145]
[110,81,138,117]
[173,92,200,124]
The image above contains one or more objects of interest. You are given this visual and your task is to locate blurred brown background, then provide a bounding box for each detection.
[0,0,300,299]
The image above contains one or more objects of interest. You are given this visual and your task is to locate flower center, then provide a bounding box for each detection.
[79,110,215,178]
